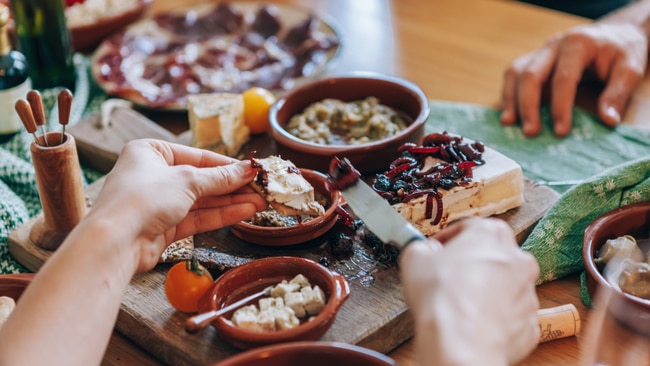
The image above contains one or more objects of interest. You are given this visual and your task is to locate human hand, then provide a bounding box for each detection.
[399,218,540,366]
[500,22,648,137]
[89,139,267,272]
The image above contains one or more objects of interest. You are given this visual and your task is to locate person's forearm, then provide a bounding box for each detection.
[0,210,141,366]
[600,0,650,23]
[600,0,650,39]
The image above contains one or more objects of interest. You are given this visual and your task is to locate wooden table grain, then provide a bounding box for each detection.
[98,0,649,365]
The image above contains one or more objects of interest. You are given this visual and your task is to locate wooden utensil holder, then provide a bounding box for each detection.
[29,131,87,250]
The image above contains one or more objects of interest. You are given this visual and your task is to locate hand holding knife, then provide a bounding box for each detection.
[325,156,580,346]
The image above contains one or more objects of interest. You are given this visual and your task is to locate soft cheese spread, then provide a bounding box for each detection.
[251,155,325,216]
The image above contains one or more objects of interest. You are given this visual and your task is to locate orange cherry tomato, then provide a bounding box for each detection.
[164,255,213,313]
[242,87,276,134]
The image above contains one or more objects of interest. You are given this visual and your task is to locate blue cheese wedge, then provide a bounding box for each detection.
[188,93,250,157]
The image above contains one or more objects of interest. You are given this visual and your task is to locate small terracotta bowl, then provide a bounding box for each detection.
[269,72,429,174]
[67,0,151,53]
[230,169,342,246]
[197,256,350,350]
[0,273,34,302]
[583,201,650,336]
[214,341,398,366]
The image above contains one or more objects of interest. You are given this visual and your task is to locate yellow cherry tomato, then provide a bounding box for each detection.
[164,255,213,313]
[242,87,276,134]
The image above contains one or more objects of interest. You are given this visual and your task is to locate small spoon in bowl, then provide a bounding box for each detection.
[185,286,272,333]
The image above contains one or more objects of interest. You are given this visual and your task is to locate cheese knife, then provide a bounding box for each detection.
[326,157,426,249]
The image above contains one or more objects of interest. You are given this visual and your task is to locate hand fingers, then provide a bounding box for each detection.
[430,218,471,244]
[191,192,267,212]
[173,202,263,239]
[598,57,645,127]
[515,46,559,137]
[176,160,258,198]
[140,139,242,167]
[400,239,442,265]
[433,217,515,248]
[501,39,559,136]
[549,33,596,137]
[500,61,520,126]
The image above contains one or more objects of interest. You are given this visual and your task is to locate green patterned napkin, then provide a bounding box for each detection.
[522,158,650,283]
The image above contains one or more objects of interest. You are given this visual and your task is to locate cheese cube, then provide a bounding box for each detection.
[188,93,250,157]
[270,281,301,298]
[231,305,262,332]
[259,296,284,311]
[274,307,300,330]
[255,308,277,331]
[289,274,311,288]
[284,291,306,318]
[301,285,326,315]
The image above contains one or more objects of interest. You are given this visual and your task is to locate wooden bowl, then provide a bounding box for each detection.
[229,169,342,246]
[269,72,429,174]
[0,273,34,301]
[582,201,650,336]
[67,0,151,53]
[214,341,398,366]
[197,256,350,350]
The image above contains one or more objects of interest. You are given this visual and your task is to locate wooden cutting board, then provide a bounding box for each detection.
[8,109,561,365]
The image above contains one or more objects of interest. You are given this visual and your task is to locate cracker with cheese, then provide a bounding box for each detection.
[250,155,325,217]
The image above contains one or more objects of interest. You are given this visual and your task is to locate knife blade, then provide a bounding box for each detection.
[327,157,426,249]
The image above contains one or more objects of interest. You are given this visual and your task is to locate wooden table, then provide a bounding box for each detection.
[96,0,646,365]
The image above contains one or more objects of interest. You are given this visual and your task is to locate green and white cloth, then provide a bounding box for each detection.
[427,100,650,296]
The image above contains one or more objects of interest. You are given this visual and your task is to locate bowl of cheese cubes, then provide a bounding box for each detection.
[197,256,350,350]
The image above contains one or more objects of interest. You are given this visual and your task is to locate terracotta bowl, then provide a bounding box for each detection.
[67,0,151,53]
[214,341,398,366]
[230,169,343,246]
[582,201,650,336]
[269,72,429,174]
[197,256,350,350]
[0,273,34,302]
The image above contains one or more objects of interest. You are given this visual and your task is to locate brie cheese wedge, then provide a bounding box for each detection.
[393,146,524,236]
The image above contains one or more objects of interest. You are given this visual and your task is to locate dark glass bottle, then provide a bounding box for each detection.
[9,0,75,90]
[0,3,31,142]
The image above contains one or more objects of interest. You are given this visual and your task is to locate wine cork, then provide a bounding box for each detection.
[537,304,581,343]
